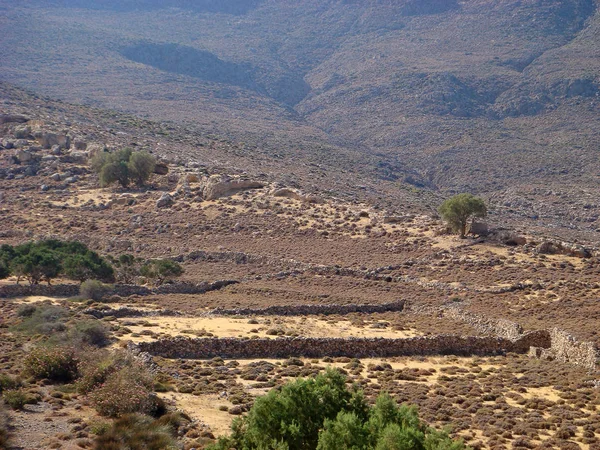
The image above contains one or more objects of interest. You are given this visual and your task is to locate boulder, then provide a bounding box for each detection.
[87,143,107,159]
[156,192,174,208]
[38,132,70,150]
[469,221,489,236]
[13,125,31,139]
[0,114,29,125]
[17,149,33,163]
[50,173,61,181]
[154,162,169,175]
[201,175,264,200]
[272,187,322,203]
[74,140,87,150]
[68,151,89,164]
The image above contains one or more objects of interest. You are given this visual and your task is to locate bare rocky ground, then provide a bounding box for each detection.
[1,91,600,449]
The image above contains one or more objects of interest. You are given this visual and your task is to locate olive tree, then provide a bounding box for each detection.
[91,148,156,188]
[438,193,487,238]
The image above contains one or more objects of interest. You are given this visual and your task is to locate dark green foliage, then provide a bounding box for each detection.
[10,247,61,285]
[92,148,156,188]
[1,240,113,285]
[93,414,178,450]
[110,254,143,284]
[23,346,79,382]
[128,151,156,186]
[0,402,9,449]
[63,253,115,283]
[438,194,487,238]
[0,245,15,281]
[211,370,468,450]
[140,259,184,286]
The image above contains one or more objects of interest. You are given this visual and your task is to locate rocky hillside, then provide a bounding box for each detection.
[0,0,599,239]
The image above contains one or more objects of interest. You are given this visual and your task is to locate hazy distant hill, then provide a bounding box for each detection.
[1,0,599,230]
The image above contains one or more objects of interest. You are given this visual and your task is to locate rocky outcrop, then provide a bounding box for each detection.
[36,132,70,150]
[201,175,264,200]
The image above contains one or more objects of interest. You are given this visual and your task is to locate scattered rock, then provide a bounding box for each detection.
[154,162,169,175]
[156,192,174,208]
[202,175,264,200]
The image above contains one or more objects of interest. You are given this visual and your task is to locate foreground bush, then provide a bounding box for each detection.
[88,360,158,417]
[23,346,79,382]
[13,304,68,336]
[210,369,467,450]
[93,414,177,450]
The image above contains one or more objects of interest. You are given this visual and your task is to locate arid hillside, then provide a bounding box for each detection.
[1,0,599,235]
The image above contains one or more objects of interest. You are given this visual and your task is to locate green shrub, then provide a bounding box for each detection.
[80,280,110,301]
[92,148,156,188]
[0,402,9,449]
[23,346,79,382]
[210,370,467,450]
[14,305,68,336]
[16,304,36,318]
[438,193,487,238]
[71,320,111,347]
[88,363,157,417]
[2,389,27,410]
[0,375,18,395]
[93,414,177,450]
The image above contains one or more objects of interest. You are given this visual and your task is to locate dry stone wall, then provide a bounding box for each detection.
[0,280,237,299]
[139,331,550,360]
[209,300,405,316]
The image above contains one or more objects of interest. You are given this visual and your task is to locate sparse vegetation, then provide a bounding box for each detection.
[80,279,110,301]
[0,402,9,449]
[92,414,178,450]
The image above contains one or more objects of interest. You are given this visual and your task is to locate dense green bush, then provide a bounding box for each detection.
[93,414,177,450]
[23,346,79,382]
[1,240,114,285]
[140,259,184,286]
[210,370,467,450]
[438,194,487,238]
[92,148,156,188]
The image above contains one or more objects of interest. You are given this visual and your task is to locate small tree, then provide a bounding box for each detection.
[11,248,61,285]
[63,252,115,284]
[128,151,156,186]
[0,245,15,280]
[140,259,184,286]
[438,193,487,238]
[91,148,156,188]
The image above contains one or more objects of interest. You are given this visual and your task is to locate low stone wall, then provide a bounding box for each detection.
[0,284,78,299]
[546,328,599,371]
[139,330,550,360]
[83,307,182,319]
[209,300,405,316]
[0,280,237,299]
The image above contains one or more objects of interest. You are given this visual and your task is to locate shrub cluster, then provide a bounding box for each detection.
[0,240,114,285]
[78,350,161,418]
[93,414,178,450]
[91,148,156,188]
[23,346,79,382]
[210,369,467,450]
